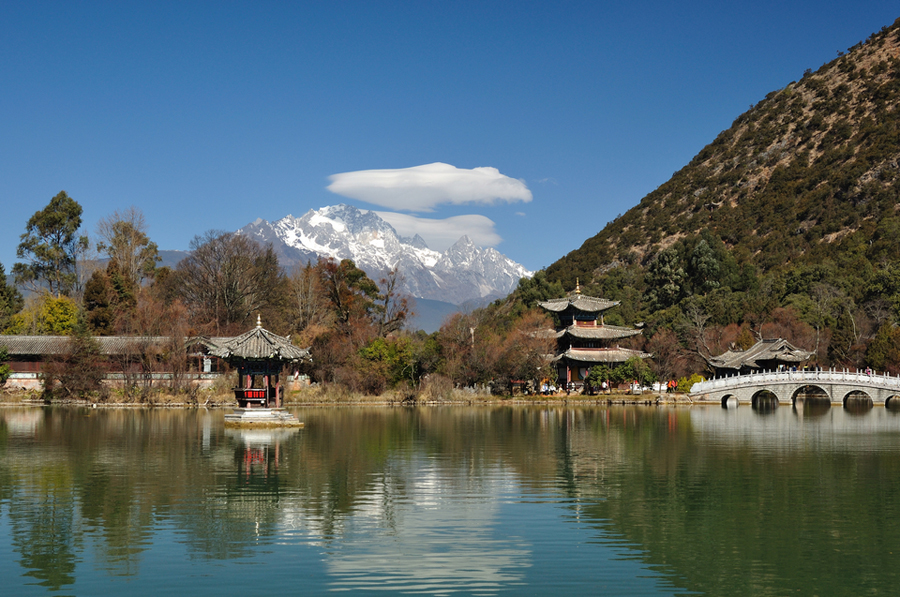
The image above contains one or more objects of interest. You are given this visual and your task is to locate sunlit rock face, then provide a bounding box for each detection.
[237,204,532,305]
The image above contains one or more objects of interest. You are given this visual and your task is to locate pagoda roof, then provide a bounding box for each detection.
[707,338,812,371]
[556,324,641,340]
[553,347,651,364]
[539,294,619,313]
[210,321,311,363]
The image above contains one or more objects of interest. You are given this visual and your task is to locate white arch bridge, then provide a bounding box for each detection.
[689,370,900,408]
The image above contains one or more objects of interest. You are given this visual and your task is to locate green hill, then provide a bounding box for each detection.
[539,17,900,371]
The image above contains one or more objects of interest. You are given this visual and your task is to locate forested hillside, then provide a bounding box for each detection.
[537,17,900,373]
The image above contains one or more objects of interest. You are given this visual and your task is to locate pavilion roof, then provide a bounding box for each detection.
[707,338,813,371]
[209,321,311,363]
[187,336,231,353]
[556,324,642,340]
[553,347,651,364]
[539,294,619,313]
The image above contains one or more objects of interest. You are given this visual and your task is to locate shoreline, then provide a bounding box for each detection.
[0,387,701,407]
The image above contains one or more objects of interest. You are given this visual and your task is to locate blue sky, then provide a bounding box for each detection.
[2,2,897,274]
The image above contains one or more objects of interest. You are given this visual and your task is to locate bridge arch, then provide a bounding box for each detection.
[844,390,873,413]
[751,389,779,412]
[721,394,739,408]
[791,384,830,405]
[886,395,900,410]
[792,384,831,417]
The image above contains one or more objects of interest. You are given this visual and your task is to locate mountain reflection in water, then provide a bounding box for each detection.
[2,405,900,595]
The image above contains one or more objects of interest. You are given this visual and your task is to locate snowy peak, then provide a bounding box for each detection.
[402,234,430,250]
[236,205,532,305]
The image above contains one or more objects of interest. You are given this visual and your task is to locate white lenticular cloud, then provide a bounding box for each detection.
[327,162,532,212]
[375,212,501,252]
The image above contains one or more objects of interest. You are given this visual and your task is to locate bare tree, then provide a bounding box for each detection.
[810,283,841,357]
[287,262,332,333]
[864,299,895,329]
[646,329,692,381]
[176,231,284,335]
[376,267,415,336]
[96,206,159,289]
[680,300,713,359]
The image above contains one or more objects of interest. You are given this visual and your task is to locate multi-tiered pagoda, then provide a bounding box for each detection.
[539,284,649,387]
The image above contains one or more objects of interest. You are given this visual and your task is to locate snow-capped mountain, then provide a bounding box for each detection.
[236,204,532,305]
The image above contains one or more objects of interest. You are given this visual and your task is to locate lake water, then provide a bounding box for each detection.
[2,403,900,596]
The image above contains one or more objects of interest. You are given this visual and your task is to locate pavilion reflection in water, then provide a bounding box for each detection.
[225,427,300,481]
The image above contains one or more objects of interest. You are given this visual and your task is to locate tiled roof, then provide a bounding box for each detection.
[0,335,172,356]
[553,347,651,364]
[210,324,311,363]
[0,332,310,363]
[707,338,813,370]
[187,336,231,352]
[539,294,619,313]
[557,324,642,340]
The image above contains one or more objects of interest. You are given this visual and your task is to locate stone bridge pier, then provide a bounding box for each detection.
[689,370,900,407]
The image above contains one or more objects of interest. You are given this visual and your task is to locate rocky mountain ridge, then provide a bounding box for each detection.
[546,18,900,290]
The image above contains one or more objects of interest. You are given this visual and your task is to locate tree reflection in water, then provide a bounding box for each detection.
[1,405,900,595]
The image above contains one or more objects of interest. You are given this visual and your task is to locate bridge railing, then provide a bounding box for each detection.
[690,369,900,394]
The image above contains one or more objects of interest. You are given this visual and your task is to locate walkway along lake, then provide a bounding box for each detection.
[2,404,900,595]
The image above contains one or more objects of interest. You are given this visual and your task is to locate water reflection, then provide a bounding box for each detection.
[226,427,299,482]
[845,392,874,415]
[793,397,830,419]
[2,405,900,595]
[324,463,531,593]
[751,391,779,414]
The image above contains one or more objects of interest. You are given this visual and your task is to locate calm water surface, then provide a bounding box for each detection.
[2,403,900,596]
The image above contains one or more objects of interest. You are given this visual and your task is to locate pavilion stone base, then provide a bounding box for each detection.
[224,408,303,428]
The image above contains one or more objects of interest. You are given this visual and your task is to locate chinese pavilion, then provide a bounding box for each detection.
[539,283,650,386]
[707,338,813,377]
[212,316,311,426]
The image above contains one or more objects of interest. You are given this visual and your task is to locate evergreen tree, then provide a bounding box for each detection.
[13,191,88,297]
[645,248,686,311]
[514,270,565,308]
[0,346,10,386]
[0,261,24,332]
[688,239,721,295]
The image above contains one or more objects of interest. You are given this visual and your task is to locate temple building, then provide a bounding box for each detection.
[539,284,649,387]
[211,316,311,427]
[706,338,813,377]
[211,316,311,410]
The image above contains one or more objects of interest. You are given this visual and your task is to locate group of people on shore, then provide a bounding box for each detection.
[533,378,687,396]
